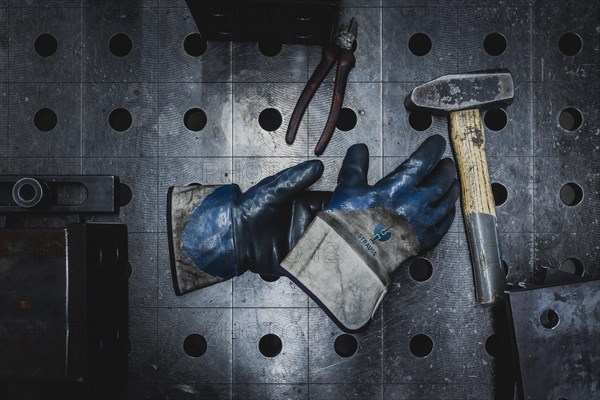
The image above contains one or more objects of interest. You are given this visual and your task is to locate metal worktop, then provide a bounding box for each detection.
[0,0,598,398]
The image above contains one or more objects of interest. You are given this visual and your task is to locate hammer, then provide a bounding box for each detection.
[405,70,514,306]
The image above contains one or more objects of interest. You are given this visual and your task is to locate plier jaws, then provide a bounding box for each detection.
[286,18,358,156]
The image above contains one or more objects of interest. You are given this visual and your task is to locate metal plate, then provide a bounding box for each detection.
[233,43,308,83]
[1,0,599,398]
[158,83,233,157]
[0,224,129,395]
[507,280,600,399]
[82,83,158,157]
[233,83,309,157]
[232,308,308,383]
[531,1,600,82]
[158,308,233,384]
[82,4,158,82]
[457,7,532,82]
[309,307,382,384]
[158,7,232,83]
[382,7,458,82]
[8,7,82,82]
[9,83,82,157]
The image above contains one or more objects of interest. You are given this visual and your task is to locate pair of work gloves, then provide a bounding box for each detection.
[168,135,459,331]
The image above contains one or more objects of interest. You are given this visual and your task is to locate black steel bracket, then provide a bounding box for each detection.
[0,176,119,214]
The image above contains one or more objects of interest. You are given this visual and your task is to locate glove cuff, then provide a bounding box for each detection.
[281,208,419,331]
[168,184,240,295]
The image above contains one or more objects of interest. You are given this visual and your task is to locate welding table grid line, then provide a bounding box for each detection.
[0,80,595,92]
[13,3,377,10]
[5,4,168,11]
[379,6,386,394]
[528,11,536,282]
[305,28,311,161]
[3,80,570,84]
[379,5,385,395]
[378,6,385,229]
[533,14,561,272]
[305,27,310,400]
[230,37,235,396]
[155,5,161,390]
[6,5,159,10]
[380,4,533,8]
[131,229,563,237]
[0,155,551,159]
[152,306,320,309]
[1,4,542,10]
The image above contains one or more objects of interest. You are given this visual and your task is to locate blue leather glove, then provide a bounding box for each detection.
[327,134,458,250]
[168,160,330,295]
[282,135,459,331]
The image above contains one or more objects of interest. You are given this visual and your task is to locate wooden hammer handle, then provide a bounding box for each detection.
[449,109,505,305]
[450,109,496,216]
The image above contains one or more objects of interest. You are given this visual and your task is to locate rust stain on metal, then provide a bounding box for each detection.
[19,300,32,309]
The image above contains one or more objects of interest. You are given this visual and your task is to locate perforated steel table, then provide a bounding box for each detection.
[0,0,598,399]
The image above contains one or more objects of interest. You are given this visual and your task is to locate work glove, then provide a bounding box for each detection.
[167,161,330,295]
[281,135,460,331]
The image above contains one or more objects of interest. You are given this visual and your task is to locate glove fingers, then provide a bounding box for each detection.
[429,179,460,222]
[420,206,456,251]
[377,135,446,189]
[294,190,333,213]
[337,143,370,188]
[419,158,457,199]
[249,160,324,204]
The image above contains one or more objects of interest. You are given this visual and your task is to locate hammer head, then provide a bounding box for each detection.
[405,70,514,115]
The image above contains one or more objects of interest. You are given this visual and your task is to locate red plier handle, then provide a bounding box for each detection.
[286,18,358,156]
[314,48,355,156]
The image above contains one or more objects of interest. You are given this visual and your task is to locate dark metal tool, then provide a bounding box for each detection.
[506,279,600,399]
[286,18,358,156]
[405,70,514,306]
[185,0,340,47]
[0,224,129,396]
[0,176,120,213]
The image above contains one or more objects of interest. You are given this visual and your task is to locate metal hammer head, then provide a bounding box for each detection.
[405,70,514,115]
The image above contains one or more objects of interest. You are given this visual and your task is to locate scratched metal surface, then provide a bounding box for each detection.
[0,0,599,399]
[507,280,600,399]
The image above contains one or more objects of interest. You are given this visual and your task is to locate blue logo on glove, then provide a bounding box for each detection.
[371,223,393,243]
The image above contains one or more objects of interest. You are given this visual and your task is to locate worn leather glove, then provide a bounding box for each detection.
[281,135,459,331]
[168,160,330,295]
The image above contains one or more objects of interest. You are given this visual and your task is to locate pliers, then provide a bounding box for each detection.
[286,18,358,156]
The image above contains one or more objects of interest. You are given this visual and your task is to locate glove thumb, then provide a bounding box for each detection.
[337,143,369,188]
